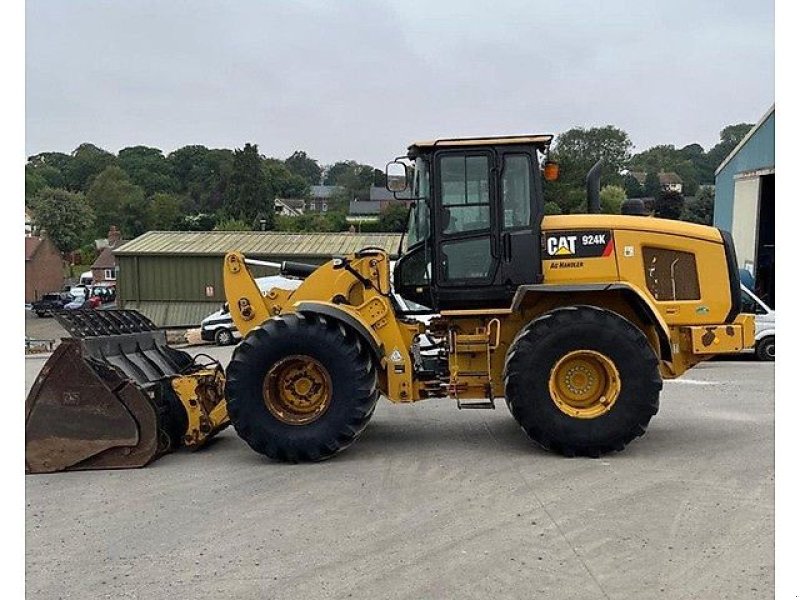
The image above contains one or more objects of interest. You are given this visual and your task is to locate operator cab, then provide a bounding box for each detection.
[389,135,553,310]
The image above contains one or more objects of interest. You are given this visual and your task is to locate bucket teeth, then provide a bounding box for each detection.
[25,309,227,473]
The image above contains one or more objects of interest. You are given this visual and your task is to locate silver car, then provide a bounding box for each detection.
[740,285,775,361]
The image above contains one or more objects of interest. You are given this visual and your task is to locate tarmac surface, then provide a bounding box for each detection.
[25,344,774,600]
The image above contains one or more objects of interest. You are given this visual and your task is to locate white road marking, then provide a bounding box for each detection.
[666,379,717,386]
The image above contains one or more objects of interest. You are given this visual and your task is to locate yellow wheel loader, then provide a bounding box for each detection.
[25,134,755,471]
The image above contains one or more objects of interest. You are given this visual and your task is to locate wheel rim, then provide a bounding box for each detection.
[765,341,775,359]
[218,330,231,344]
[548,350,621,419]
[263,355,332,425]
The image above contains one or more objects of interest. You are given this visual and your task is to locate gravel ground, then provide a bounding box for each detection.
[25,346,774,600]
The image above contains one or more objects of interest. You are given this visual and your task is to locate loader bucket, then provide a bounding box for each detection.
[25,310,197,473]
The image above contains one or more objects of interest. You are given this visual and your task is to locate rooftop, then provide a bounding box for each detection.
[115,230,403,258]
[410,134,553,153]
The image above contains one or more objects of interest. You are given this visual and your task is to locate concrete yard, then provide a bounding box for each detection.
[25,347,774,600]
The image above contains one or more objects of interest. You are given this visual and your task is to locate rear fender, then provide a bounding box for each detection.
[511,282,673,362]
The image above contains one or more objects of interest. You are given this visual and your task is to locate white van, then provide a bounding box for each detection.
[200,276,303,345]
[740,285,775,361]
[79,271,94,286]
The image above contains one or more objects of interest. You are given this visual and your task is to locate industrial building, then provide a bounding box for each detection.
[714,105,775,307]
[114,231,403,327]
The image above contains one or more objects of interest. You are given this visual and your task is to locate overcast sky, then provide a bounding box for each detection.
[26,0,774,167]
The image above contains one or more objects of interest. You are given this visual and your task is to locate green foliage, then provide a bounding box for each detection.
[66,143,117,191]
[324,160,376,200]
[215,218,251,231]
[643,172,661,198]
[118,146,179,197]
[551,126,632,188]
[263,159,310,199]
[148,193,185,230]
[599,185,626,214]
[167,146,234,213]
[225,143,273,228]
[378,203,409,232]
[682,187,715,225]
[86,165,148,238]
[285,151,322,186]
[543,201,562,215]
[30,187,95,254]
[622,173,644,198]
[176,213,217,231]
[654,190,685,220]
[275,211,347,232]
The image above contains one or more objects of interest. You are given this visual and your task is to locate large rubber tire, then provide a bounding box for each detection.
[225,313,379,462]
[755,335,775,361]
[504,305,662,457]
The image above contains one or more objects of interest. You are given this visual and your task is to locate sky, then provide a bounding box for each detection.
[25,0,774,167]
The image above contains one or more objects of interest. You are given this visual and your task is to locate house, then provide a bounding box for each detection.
[25,235,65,303]
[347,200,382,223]
[714,104,775,307]
[307,185,345,213]
[274,198,306,217]
[90,225,126,284]
[630,171,684,194]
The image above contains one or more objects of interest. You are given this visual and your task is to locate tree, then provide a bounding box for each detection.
[706,123,754,173]
[643,172,661,198]
[285,150,322,186]
[599,185,626,214]
[148,193,185,230]
[378,203,409,232]
[551,126,633,188]
[225,143,273,227]
[30,188,95,254]
[65,143,116,191]
[86,165,147,238]
[682,187,714,225]
[215,218,251,231]
[622,173,644,198]
[543,201,562,215]
[176,213,217,231]
[263,159,310,199]
[654,190,685,220]
[324,160,377,200]
[117,146,179,197]
[167,145,234,213]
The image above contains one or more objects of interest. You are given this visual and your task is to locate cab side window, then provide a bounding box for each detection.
[501,154,531,228]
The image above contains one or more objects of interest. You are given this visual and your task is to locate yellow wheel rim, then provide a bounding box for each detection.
[263,355,332,425]
[548,350,621,419]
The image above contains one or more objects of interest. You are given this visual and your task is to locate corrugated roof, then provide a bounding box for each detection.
[115,231,403,258]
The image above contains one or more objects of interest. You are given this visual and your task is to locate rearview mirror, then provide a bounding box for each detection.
[386,161,408,193]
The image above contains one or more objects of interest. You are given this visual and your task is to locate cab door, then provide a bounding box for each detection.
[497,149,543,287]
[432,150,502,308]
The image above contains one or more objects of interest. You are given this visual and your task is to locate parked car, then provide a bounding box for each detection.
[740,284,775,361]
[31,292,74,317]
[64,295,88,310]
[200,276,304,345]
[90,282,117,306]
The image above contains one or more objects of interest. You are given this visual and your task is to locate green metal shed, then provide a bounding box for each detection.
[113,231,403,327]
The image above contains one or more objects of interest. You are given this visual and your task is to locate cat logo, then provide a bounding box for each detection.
[547,235,577,256]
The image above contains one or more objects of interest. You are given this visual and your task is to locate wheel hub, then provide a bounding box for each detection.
[263,355,332,425]
[549,350,621,419]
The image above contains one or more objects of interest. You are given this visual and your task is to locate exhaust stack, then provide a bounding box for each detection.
[586,159,603,214]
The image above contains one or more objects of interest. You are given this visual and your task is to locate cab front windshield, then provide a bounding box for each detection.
[406,157,430,246]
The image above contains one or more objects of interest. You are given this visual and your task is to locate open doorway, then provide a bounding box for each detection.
[755,173,775,308]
